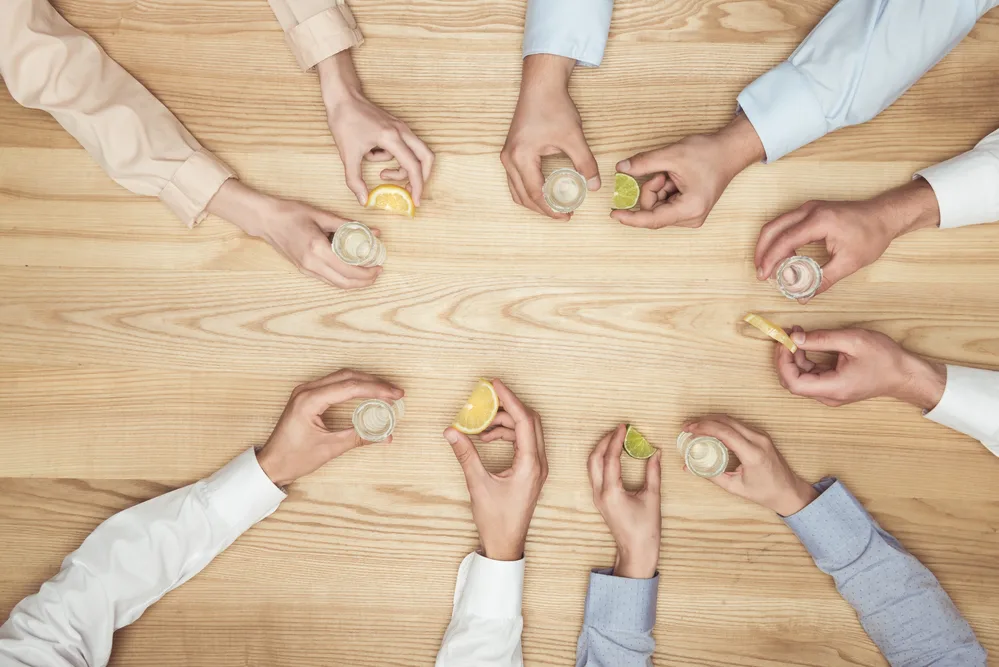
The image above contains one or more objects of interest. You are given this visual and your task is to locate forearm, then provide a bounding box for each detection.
[436,553,524,667]
[317,51,366,110]
[575,569,658,667]
[0,449,285,667]
[523,0,614,68]
[266,0,362,71]
[784,479,986,666]
[739,0,998,162]
[0,0,234,226]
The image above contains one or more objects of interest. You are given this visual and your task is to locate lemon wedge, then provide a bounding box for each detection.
[744,313,797,353]
[624,425,656,459]
[612,173,640,210]
[453,378,499,435]
[366,184,416,217]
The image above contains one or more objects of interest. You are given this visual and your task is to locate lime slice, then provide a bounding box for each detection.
[612,173,640,210]
[743,313,797,353]
[453,378,499,435]
[624,425,656,459]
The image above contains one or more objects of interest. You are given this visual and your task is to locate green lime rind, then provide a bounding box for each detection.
[624,425,656,459]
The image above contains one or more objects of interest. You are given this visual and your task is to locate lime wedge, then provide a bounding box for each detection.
[612,173,640,210]
[624,425,656,459]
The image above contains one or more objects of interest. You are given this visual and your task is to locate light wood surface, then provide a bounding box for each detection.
[2,1,999,665]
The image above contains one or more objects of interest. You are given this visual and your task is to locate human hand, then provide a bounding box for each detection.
[755,180,940,300]
[612,114,764,229]
[257,369,405,487]
[318,53,434,206]
[207,180,382,289]
[774,327,947,409]
[501,54,600,221]
[444,379,548,561]
[587,424,662,579]
[684,415,817,517]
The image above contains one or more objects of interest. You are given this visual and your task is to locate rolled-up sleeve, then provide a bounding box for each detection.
[916,128,999,229]
[925,365,999,456]
[0,0,235,227]
[267,0,364,71]
[523,0,614,68]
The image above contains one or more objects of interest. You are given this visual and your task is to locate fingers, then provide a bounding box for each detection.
[322,426,386,459]
[644,450,662,496]
[757,218,826,281]
[398,128,435,185]
[444,427,487,483]
[343,152,369,206]
[754,203,816,274]
[293,369,395,396]
[379,167,409,182]
[533,412,548,475]
[812,255,853,297]
[561,133,601,191]
[311,209,353,235]
[616,148,673,179]
[379,132,425,206]
[602,423,626,489]
[789,326,817,371]
[686,418,759,463]
[506,175,523,207]
[492,379,542,464]
[791,328,860,354]
[296,378,403,415]
[587,429,615,493]
[638,174,667,210]
[305,258,380,290]
[480,426,516,442]
[612,195,703,229]
[501,150,569,221]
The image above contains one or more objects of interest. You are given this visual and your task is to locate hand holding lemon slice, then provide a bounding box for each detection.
[366,184,416,217]
[744,313,798,353]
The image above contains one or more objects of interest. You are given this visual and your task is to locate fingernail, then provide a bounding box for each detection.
[587,176,601,191]
[358,193,366,205]
[616,159,630,171]
[791,332,805,345]
[394,388,404,397]
[756,267,764,279]
[444,429,457,444]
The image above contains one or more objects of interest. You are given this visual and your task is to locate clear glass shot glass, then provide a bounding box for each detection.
[542,168,587,213]
[331,221,386,267]
[676,431,729,478]
[352,399,405,442]
[774,256,822,300]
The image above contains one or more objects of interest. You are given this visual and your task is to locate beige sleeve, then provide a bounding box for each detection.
[0,0,235,226]
[267,0,364,71]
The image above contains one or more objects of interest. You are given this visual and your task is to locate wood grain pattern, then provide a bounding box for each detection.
[2,1,999,665]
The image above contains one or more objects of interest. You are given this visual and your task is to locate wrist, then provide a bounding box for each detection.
[481,538,525,562]
[521,54,575,95]
[714,114,767,178]
[256,447,295,488]
[771,479,819,517]
[893,353,947,411]
[206,179,273,238]
[875,178,942,238]
[613,546,659,579]
[317,51,364,112]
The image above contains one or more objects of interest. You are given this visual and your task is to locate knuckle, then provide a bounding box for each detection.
[380,127,402,143]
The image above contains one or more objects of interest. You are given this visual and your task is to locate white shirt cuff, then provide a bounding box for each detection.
[204,448,288,535]
[915,131,999,229]
[522,0,613,67]
[451,552,525,619]
[924,365,999,456]
[737,61,829,163]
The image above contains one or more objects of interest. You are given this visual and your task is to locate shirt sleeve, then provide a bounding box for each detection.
[0,0,236,227]
[915,128,999,229]
[575,568,657,667]
[0,448,286,667]
[435,552,525,667]
[924,365,999,456]
[522,0,614,68]
[266,0,363,71]
[737,0,999,163]
[783,478,987,667]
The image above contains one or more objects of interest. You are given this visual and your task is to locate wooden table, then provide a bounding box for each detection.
[2,1,999,665]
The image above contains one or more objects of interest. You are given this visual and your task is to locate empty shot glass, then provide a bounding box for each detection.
[332,221,386,267]
[542,168,587,214]
[352,399,405,443]
[775,256,822,300]
[676,431,729,478]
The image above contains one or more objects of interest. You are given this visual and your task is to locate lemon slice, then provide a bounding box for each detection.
[744,313,797,353]
[612,173,640,210]
[366,184,416,217]
[624,425,656,459]
[453,378,499,435]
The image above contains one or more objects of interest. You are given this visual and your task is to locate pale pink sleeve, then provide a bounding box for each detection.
[267,0,364,71]
[0,0,235,226]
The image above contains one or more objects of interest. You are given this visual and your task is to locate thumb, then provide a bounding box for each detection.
[562,135,601,191]
[444,427,486,481]
[644,450,662,496]
[616,146,673,178]
[812,256,854,297]
[790,328,859,354]
[312,209,350,235]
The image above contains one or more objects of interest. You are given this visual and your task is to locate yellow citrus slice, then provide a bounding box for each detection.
[612,173,640,210]
[743,313,797,353]
[624,425,656,460]
[453,378,499,435]
[366,184,416,217]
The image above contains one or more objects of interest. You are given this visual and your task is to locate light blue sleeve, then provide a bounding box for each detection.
[784,478,987,667]
[738,0,999,162]
[575,568,657,667]
[523,0,614,67]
